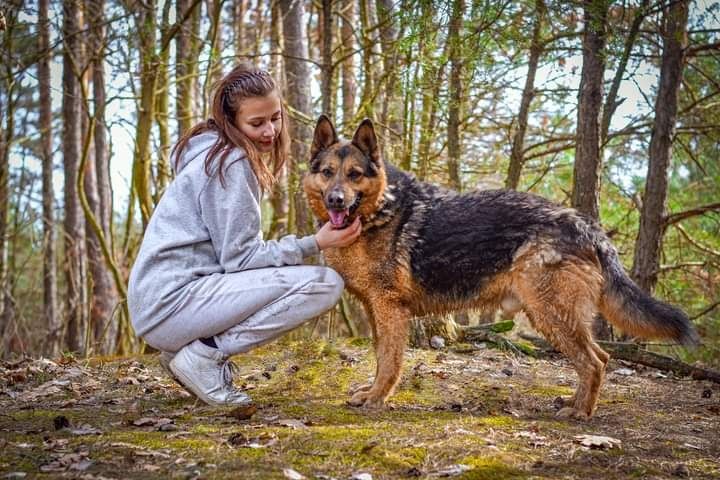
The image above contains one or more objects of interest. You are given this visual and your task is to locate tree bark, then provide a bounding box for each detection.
[39,0,60,357]
[631,0,690,293]
[176,0,194,136]
[571,0,608,220]
[62,0,87,353]
[505,0,544,190]
[446,0,464,191]
[281,0,313,235]
[132,0,159,227]
[320,0,334,115]
[340,0,356,131]
[375,0,401,149]
[234,0,246,58]
[86,0,117,353]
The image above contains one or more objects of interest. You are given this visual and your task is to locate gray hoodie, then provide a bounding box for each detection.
[128,132,319,337]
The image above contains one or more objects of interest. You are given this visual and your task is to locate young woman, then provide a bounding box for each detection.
[128,64,361,407]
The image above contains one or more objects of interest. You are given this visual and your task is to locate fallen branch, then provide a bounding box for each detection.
[519,333,720,384]
[458,321,538,356]
[597,341,720,383]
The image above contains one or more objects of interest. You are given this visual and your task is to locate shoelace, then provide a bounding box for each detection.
[221,360,239,389]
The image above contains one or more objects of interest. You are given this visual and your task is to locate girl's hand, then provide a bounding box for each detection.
[315,217,362,250]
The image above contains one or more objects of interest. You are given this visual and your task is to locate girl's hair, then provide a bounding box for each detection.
[171,62,289,192]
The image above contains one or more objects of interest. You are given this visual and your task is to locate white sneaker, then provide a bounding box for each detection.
[169,340,252,407]
[158,351,175,378]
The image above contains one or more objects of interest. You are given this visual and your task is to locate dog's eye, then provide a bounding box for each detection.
[322,168,333,178]
[348,170,362,181]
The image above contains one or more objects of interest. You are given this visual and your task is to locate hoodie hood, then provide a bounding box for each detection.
[172,131,219,174]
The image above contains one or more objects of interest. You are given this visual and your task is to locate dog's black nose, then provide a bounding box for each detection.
[328,190,345,208]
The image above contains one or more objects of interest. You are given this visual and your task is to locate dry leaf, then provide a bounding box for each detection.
[228,404,257,421]
[283,468,306,479]
[574,434,621,449]
[276,419,307,429]
[132,417,173,427]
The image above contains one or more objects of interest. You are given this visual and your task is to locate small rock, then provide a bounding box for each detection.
[613,368,635,376]
[552,396,565,410]
[430,336,445,350]
[701,389,712,399]
[673,463,690,477]
[405,467,423,477]
[350,473,372,480]
[283,468,306,480]
[501,367,513,377]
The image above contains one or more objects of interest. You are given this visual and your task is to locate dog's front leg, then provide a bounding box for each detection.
[349,301,410,409]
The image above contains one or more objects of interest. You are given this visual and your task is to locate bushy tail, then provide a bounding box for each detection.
[596,242,699,347]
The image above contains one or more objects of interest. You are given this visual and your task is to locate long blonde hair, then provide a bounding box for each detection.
[172,63,289,191]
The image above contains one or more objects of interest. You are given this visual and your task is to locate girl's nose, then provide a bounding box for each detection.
[262,123,275,138]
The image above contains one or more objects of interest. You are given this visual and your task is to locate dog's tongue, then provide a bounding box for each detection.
[329,209,349,227]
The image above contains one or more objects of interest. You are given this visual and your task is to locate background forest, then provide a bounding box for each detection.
[1,0,719,365]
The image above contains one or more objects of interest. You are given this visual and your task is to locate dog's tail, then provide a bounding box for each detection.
[595,240,699,347]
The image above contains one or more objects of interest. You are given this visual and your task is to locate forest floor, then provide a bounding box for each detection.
[1,338,718,480]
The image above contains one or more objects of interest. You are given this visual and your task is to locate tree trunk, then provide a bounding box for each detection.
[202,0,223,118]
[631,0,689,293]
[39,0,60,357]
[234,0,246,58]
[62,0,87,353]
[176,0,194,136]
[446,0,464,191]
[357,0,378,119]
[505,0,544,190]
[375,0,401,151]
[571,0,608,220]
[320,0,334,115]
[281,0,313,235]
[132,0,159,227]
[155,0,172,200]
[268,2,287,239]
[86,0,117,354]
[340,0,356,132]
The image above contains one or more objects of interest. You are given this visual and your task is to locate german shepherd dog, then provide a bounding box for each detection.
[303,115,698,418]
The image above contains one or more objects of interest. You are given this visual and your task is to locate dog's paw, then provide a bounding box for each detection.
[555,406,589,420]
[347,390,385,409]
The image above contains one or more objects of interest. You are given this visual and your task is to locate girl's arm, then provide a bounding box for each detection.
[199,154,318,272]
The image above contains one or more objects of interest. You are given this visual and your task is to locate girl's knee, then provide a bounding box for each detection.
[313,266,344,305]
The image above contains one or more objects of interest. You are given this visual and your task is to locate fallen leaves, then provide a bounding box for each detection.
[573,434,622,450]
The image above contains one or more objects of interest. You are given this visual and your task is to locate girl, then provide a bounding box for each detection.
[128,64,361,407]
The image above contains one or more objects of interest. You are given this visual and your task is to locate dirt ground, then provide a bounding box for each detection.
[1,338,718,479]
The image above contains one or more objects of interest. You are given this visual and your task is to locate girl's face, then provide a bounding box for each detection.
[235,92,282,154]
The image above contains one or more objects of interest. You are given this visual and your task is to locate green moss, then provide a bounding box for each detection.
[459,456,529,480]
[525,385,575,397]
[477,415,520,429]
[348,337,373,347]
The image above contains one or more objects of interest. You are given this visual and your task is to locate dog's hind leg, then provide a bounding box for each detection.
[516,264,608,418]
[348,300,410,409]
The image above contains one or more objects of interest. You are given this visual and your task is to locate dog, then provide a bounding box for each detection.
[302,115,698,418]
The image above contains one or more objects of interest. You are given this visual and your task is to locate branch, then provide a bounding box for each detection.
[673,224,720,258]
[665,203,720,226]
[691,300,720,320]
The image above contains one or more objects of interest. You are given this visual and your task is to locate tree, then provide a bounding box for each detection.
[446,0,465,191]
[571,0,608,220]
[631,0,690,293]
[62,0,88,353]
[38,0,60,356]
[281,0,313,235]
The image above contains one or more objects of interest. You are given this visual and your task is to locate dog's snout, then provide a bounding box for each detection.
[327,189,345,208]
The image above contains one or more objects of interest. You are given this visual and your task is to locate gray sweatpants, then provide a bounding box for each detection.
[143,265,344,357]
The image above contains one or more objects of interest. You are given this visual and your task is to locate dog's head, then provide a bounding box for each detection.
[303,116,387,228]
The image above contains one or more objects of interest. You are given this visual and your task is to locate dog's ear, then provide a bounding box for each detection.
[352,119,380,166]
[311,115,338,160]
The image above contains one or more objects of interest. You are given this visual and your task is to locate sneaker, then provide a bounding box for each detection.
[169,340,252,407]
[158,351,175,378]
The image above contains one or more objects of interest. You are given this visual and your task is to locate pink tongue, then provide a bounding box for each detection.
[329,209,349,227]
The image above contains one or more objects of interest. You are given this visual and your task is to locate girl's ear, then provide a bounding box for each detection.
[311,115,338,160]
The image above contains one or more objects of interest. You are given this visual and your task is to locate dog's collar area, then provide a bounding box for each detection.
[362,186,398,231]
